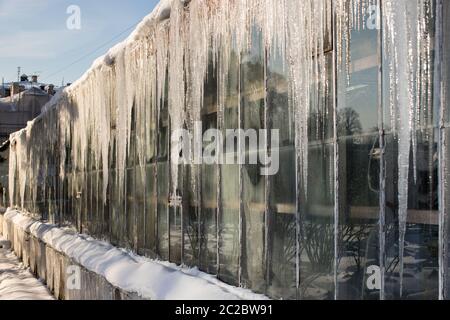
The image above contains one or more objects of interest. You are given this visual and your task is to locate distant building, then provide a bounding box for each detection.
[0,74,55,99]
[0,75,56,208]
[0,75,55,144]
[0,87,52,142]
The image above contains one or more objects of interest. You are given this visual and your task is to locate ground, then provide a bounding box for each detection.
[0,237,54,300]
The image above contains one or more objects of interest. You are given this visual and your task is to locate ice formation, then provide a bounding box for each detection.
[7,0,332,207]
[382,0,435,297]
[336,0,435,298]
[7,0,437,299]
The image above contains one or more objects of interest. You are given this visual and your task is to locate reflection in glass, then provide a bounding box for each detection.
[337,27,380,300]
[240,28,266,293]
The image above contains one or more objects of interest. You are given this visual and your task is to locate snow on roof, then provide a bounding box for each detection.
[1,81,47,90]
[21,0,175,132]
[21,86,48,96]
[0,87,49,107]
[67,0,174,93]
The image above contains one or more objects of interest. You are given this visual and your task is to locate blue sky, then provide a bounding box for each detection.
[0,0,159,85]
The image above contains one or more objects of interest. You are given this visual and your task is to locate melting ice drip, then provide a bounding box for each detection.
[7,0,436,298]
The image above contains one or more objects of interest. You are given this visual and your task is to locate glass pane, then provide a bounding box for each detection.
[100,169,110,240]
[200,161,218,274]
[144,164,157,257]
[157,161,169,260]
[240,27,266,293]
[382,2,439,299]
[182,164,200,267]
[337,26,381,299]
[102,170,111,242]
[383,134,439,299]
[218,48,240,286]
[126,167,136,249]
[266,50,297,300]
[169,164,183,264]
[84,171,92,234]
[199,53,219,274]
[445,129,450,299]
[299,53,335,300]
[443,0,450,300]
[157,71,169,260]
[92,170,99,237]
[136,165,146,253]
[111,169,126,247]
[144,83,158,257]
[444,0,450,125]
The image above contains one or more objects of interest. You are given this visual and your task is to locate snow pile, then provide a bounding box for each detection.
[0,236,54,300]
[3,209,268,300]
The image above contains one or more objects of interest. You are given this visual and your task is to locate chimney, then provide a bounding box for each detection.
[31,75,38,83]
[46,84,55,95]
[11,82,20,98]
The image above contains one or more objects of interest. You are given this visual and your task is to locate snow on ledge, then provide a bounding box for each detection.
[2,208,269,300]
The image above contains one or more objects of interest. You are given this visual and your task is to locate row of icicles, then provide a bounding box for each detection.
[9,0,435,298]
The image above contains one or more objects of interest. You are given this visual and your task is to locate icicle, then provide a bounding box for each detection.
[284,0,328,196]
[383,0,434,297]
[8,133,18,207]
[168,0,186,194]
[6,0,334,220]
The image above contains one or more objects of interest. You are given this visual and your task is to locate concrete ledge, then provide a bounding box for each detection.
[0,209,266,300]
[0,211,145,300]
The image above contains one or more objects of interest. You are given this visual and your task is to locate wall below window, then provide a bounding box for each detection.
[0,209,266,300]
[0,211,142,300]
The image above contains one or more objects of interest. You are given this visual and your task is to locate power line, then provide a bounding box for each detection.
[41,22,139,83]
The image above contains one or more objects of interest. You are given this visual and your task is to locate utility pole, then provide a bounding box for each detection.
[17,67,21,82]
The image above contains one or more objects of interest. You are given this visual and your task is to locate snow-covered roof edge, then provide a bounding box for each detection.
[67,0,173,93]
[9,0,174,142]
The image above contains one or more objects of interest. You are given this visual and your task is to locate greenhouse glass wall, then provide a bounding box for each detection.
[4,0,450,299]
